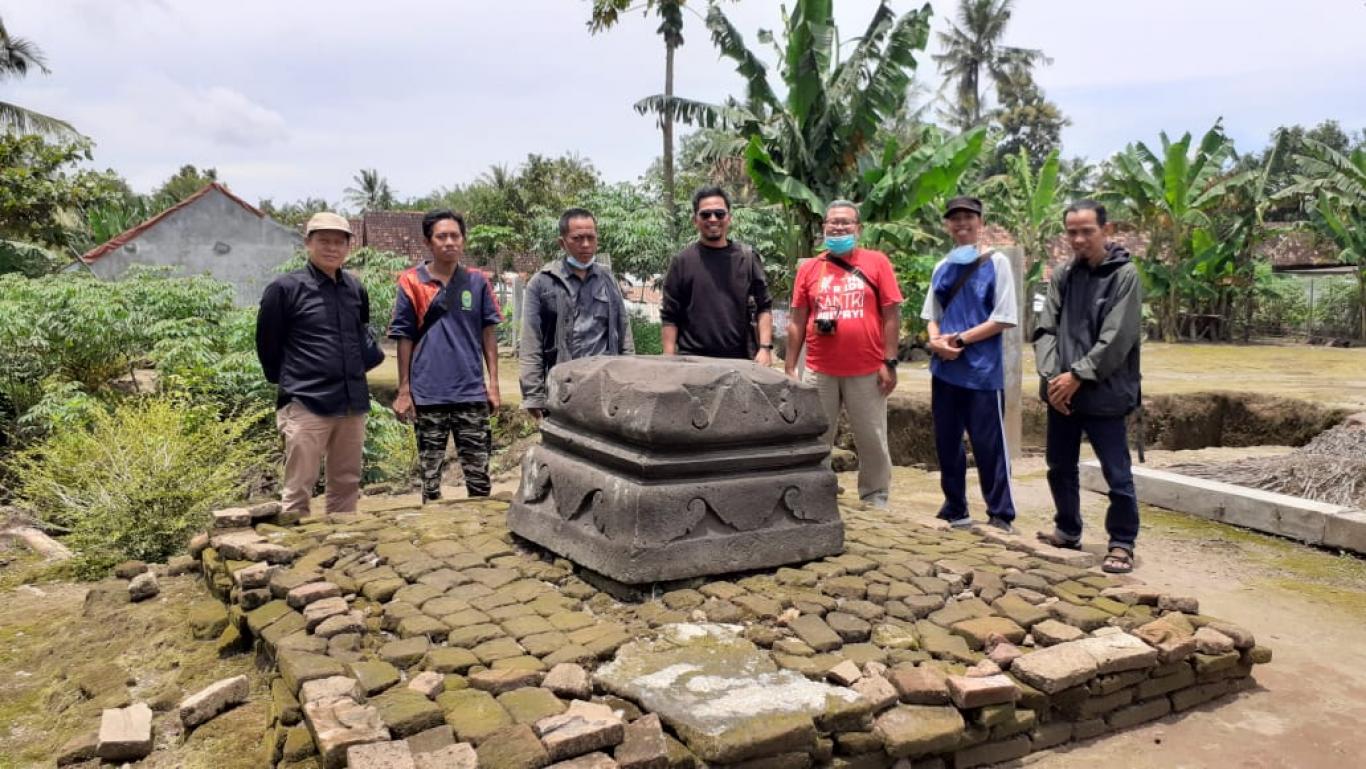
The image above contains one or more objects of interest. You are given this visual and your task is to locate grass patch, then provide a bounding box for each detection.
[1142,505,1366,608]
[1269,578,1366,617]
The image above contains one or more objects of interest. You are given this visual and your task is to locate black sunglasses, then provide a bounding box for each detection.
[697,209,729,220]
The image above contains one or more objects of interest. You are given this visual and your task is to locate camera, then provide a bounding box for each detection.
[814,309,838,335]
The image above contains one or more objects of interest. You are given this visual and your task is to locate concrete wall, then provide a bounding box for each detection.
[87,189,302,306]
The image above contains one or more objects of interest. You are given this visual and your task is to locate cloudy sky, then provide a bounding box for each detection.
[7,0,1365,207]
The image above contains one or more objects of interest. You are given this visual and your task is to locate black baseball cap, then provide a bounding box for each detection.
[943,196,983,218]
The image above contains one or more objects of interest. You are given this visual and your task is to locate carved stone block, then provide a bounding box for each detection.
[509,357,843,583]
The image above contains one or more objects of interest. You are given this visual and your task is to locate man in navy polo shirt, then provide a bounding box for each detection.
[920,196,1019,532]
[390,209,503,501]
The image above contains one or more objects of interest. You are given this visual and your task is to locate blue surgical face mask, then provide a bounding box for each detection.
[824,234,857,255]
[565,254,594,270]
[947,244,979,265]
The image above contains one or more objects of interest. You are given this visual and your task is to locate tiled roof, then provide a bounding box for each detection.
[511,253,543,274]
[81,183,265,264]
[1256,225,1342,269]
[351,211,428,263]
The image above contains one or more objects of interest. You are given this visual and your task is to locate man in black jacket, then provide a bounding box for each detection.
[256,212,384,516]
[1032,200,1143,574]
[519,207,634,420]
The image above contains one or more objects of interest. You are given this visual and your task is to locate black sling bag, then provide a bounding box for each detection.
[417,265,471,341]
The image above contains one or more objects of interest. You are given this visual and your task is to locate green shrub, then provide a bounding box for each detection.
[1309,278,1361,337]
[631,313,663,355]
[149,309,275,419]
[14,380,105,438]
[363,400,417,487]
[279,248,409,335]
[1252,275,1308,333]
[0,269,237,417]
[10,396,271,578]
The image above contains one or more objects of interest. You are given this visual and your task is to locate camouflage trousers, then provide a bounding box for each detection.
[413,402,492,500]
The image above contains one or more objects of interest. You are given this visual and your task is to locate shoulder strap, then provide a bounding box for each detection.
[825,254,882,307]
[734,242,761,313]
[416,265,470,341]
[940,255,986,314]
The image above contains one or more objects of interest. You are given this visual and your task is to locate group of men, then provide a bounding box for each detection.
[255,186,1143,574]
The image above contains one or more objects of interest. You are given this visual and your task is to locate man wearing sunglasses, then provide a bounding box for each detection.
[660,186,774,363]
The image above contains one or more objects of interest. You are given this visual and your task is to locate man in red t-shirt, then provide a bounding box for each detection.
[785,200,904,507]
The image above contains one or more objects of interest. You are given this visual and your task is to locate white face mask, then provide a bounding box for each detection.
[947,244,979,265]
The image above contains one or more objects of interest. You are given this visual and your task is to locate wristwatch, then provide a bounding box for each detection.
[884,358,899,370]
[951,333,967,348]
[759,343,774,350]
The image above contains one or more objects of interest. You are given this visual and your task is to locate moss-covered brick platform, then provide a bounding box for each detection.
[186,494,1269,769]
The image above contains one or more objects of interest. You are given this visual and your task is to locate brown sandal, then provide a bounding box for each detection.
[1035,530,1081,550]
[1102,548,1134,574]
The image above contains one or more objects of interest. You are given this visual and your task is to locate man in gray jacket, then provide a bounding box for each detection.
[519,207,634,419]
[1032,200,1143,574]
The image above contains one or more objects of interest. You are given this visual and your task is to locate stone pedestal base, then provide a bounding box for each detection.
[509,443,843,584]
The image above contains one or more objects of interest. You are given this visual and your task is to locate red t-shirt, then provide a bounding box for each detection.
[791,248,904,377]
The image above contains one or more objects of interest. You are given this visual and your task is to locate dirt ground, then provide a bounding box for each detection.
[3,444,1365,768]
[878,447,1366,769]
[0,575,266,769]
[899,342,1366,412]
[367,342,1366,414]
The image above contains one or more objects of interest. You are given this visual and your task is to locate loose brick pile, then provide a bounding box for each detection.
[184,495,1270,769]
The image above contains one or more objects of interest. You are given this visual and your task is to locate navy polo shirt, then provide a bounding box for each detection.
[389,263,503,405]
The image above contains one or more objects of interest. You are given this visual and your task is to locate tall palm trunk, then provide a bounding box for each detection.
[663,43,678,242]
[1165,283,1179,342]
[1358,267,1366,341]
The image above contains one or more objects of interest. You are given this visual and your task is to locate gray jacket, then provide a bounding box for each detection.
[518,259,634,410]
[1033,243,1142,418]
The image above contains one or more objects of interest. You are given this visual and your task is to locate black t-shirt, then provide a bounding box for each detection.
[659,240,773,359]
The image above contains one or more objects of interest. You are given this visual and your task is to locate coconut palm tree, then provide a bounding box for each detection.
[933,0,1049,129]
[344,169,395,212]
[589,1,692,236]
[641,0,987,285]
[0,16,77,136]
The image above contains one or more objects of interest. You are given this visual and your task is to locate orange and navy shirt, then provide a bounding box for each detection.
[389,262,502,405]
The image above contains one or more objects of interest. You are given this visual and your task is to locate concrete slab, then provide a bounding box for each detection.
[1324,510,1366,553]
[1081,461,1363,552]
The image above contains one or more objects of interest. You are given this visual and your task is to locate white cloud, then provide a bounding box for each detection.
[179,86,289,148]
[3,0,1362,202]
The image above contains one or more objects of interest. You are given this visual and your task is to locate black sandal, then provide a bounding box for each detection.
[1102,548,1134,574]
[1035,530,1082,550]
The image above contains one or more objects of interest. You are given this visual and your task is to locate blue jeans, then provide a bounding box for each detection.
[931,377,1016,523]
[1045,409,1139,552]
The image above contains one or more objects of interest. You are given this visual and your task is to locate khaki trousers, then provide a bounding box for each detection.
[806,370,892,505]
[276,401,367,515]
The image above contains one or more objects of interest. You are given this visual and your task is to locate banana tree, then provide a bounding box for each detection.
[590,1,689,237]
[1101,120,1247,341]
[1306,193,1366,339]
[1212,130,1285,341]
[1280,141,1366,338]
[984,146,1061,328]
[640,0,988,275]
